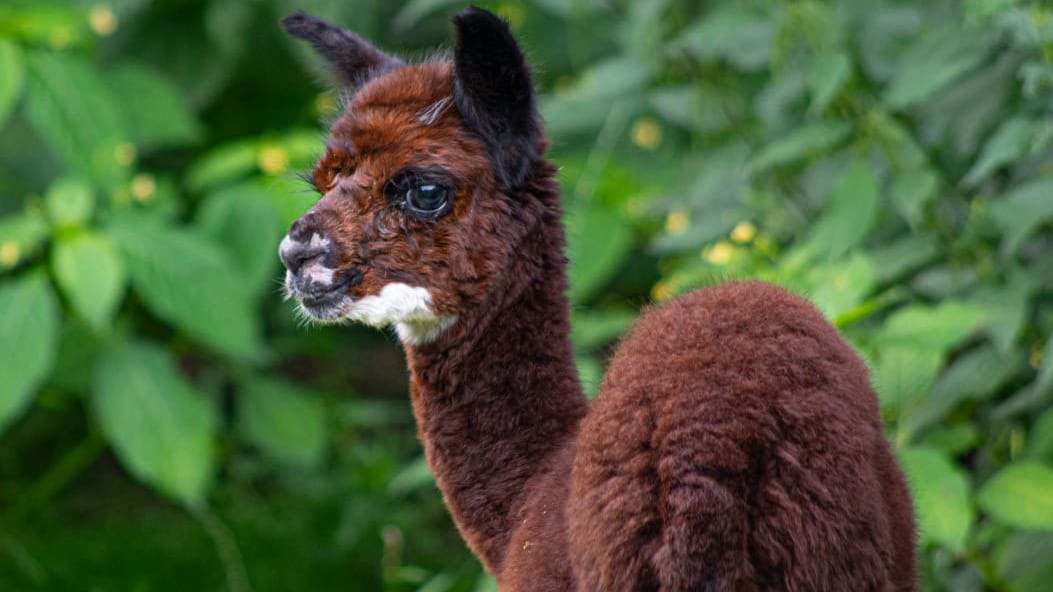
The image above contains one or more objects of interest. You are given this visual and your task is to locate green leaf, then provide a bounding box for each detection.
[0,39,25,130]
[988,178,1053,256]
[393,0,464,32]
[195,183,282,297]
[575,354,604,399]
[997,532,1053,592]
[874,346,943,411]
[24,51,130,187]
[962,116,1034,187]
[186,138,259,192]
[237,376,328,469]
[898,447,973,551]
[388,456,436,495]
[808,51,851,115]
[0,209,48,269]
[566,200,632,303]
[979,461,1053,531]
[108,215,261,360]
[899,345,1021,441]
[1029,408,1053,461]
[0,272,59,434]
[889,170,938,228]
[677,6,774,72]
[44,177,94,229]
[805,253,875,321]
[877,301,989,352]
[883,27,990,109]
[806,161,879,261]
[749,120,852,172]
[51,231,126,331]
[108,62,202,149]
[93,340,217,506]
[571,309,637,351]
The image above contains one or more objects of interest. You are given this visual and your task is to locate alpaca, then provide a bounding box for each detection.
[277,8,917,591]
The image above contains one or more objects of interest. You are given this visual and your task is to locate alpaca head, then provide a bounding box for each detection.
[278,8,545,344]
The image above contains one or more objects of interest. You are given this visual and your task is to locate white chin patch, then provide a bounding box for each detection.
[346,283,456,346]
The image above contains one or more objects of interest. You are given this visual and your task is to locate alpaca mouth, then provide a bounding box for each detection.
[288,270,361,321]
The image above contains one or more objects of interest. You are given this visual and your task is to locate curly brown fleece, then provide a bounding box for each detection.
[280,7,917,591]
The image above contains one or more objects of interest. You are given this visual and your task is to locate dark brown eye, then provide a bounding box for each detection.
[404,183,449,218]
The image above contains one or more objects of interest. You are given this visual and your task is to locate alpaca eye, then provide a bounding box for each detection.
[405,184,449,217]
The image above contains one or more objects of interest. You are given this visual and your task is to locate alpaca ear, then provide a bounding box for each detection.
[282,11,402,86]
[452,7,541,191]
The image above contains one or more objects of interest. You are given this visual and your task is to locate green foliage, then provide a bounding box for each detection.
[2,1,1053,590]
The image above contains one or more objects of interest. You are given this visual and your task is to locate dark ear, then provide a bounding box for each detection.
[282,11,402,86]
[452,7,541,191]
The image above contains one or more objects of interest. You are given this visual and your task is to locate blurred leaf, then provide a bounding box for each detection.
[473,573,498,592]
[238,376,328,469]
[393,0,463,32]
[44,177,94,229]
[389,456,435,495]
[575,354,604,399]
[649,85,732,134]
[875,346,943,411]
[997,532,1053,592]
[677,6,774,72]
[988,178,1053,256]
[0,272,59,434]
[806,161,879,261]
[195,182,282,297]
[899,447,973,551]
[0,209,48,269]
[1029,408,1053,461]
[919,424,980,457]
[93,339,217,506]
[876,301,989,352]
[962,116,1034,187]
[899,345,1021,441]
[868,235,940,284]
[566,199,632,303]
[889,169,938,228]
[805,253,874,321]
[807,51,850,115]
[108,215,261,360]
[541,58,649,134]
[883,27,989,109]
[978,461,1053,531]
[108,62,203,149]
[571,309,636,351]
[0,5,89,47]
[0,39,24,129]
[187,139,260,193]
[24,51,129,187]
[749,120,851,172]
[52,231,126,331]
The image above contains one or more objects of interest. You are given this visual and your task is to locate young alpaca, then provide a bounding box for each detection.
[278,8,916,591]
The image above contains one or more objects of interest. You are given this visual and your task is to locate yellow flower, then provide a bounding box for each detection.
[703,241,734,265]
[0,242,20,267]
[631,118,662,150]
[665,210,689,235]
[131,173,156,202]
[730,221,757,244]
[90,5,118,37]
[258,145,289,174]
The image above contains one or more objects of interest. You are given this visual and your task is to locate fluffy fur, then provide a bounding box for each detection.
[278,7,917,591]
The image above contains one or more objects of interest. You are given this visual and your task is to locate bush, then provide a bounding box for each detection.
[1,1,1052,590]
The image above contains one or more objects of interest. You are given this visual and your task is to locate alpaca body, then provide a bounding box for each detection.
[277,8,916,590]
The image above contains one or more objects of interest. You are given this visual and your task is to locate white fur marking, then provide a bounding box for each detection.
[345,283,456,345]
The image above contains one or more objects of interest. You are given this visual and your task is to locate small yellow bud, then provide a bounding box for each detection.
[114,142,137,166]
[665,210,689,235]
[90,5,118,37]
[0,241,20,267]
[131,173,156,202]
[730,221,757,244]
[258,145,289,174]
[631,118,662,150]
[703,242,734,265]
[1031,345,1043,370]
[652,281,672,302]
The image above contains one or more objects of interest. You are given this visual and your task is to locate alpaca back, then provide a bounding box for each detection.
[567,281,915,591]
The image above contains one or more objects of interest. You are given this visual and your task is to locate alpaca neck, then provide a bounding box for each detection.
[403,179,587,572]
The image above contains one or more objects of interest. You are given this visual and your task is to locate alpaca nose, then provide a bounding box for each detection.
[279,222,331,275]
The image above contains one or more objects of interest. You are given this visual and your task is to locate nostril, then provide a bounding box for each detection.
[279,234,327,274]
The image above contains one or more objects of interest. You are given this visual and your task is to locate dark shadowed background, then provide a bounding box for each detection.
[2,0,1053,590]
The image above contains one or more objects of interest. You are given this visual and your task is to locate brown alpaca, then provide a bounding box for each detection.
[277,8,917,591]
